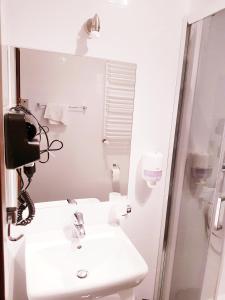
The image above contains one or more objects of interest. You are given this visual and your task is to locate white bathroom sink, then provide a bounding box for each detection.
[25,224,148,300]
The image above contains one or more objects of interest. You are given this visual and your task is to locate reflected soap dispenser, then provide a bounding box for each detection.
[190,152,212,184]
[141,152,163,188]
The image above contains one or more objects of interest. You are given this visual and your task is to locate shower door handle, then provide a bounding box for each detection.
[214,197,225,231]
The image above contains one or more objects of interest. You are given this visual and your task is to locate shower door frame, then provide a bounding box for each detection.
[159,20,205,300]
[160,13,225,299]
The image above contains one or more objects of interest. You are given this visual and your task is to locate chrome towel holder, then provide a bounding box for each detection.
[37,103,88,113]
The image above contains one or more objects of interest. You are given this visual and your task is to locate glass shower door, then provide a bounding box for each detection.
[163,10,225,300]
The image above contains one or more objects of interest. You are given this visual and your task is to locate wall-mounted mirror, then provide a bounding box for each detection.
[17,48,136,202]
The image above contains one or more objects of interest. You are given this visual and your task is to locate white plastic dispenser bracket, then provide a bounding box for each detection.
[141,152,163,188]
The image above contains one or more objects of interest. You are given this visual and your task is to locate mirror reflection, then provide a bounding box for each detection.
[18,48,136,202]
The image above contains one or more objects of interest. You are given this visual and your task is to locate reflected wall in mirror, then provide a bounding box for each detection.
[18,48,136,202]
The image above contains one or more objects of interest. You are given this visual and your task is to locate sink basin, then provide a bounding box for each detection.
[25,224,148,300]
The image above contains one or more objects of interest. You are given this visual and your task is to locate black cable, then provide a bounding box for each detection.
[24,179,32,191]
[36,125,49,136]
[39,139,63,163]
[16,168,24,190]
[17,191,35,226]
[10,105,64,226]
[17,165,35,225]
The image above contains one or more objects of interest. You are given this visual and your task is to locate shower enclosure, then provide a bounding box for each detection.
[160,9,225,300]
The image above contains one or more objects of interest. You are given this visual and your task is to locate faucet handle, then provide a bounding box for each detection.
[74,212,84,224]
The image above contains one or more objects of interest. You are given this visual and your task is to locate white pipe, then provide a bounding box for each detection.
[5,47,17,208]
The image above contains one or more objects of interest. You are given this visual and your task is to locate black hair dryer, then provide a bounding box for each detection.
[4,112,40,169]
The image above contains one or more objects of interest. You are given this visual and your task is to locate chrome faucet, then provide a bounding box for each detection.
[74,211,85,238]
[67,198,78,205]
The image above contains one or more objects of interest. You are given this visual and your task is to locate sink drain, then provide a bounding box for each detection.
[77,269,88,279]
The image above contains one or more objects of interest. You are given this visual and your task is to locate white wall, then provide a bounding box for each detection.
[1,1,189,299]
[189,0,225,23]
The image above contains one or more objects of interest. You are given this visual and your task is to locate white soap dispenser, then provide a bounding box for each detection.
[141,152,163,188]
